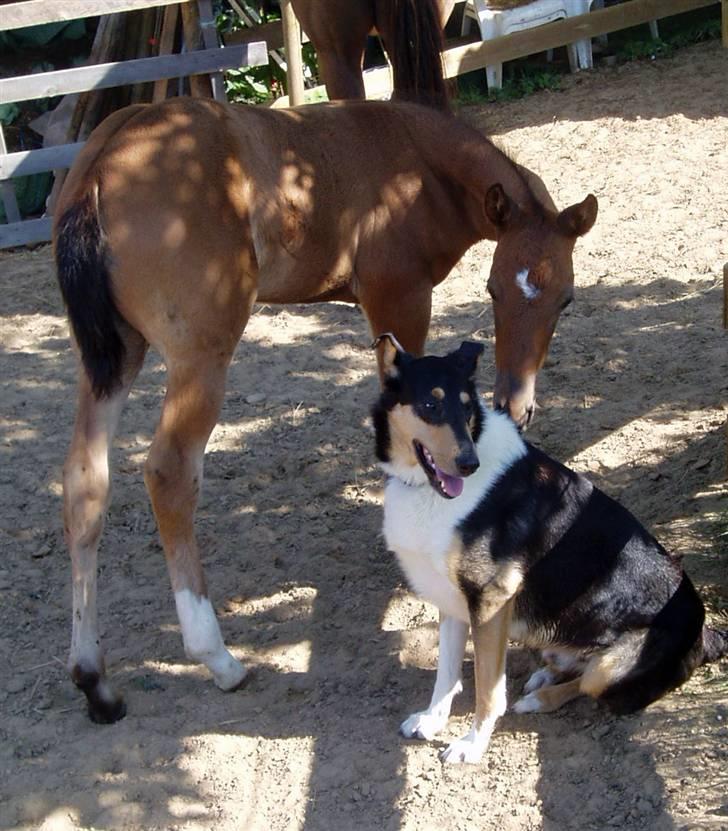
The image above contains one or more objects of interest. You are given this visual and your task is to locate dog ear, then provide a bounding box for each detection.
[371,332,408,380]
[453,341,484,377]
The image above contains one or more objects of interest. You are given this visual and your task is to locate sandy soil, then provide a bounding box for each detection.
[1,40,727,831]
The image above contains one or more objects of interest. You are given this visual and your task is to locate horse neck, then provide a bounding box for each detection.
[419,115,546,241]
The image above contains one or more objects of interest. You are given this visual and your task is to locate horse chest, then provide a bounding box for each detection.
[383,482,470,622]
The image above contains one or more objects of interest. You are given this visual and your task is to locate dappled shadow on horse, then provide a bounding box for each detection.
[53,95,597,723]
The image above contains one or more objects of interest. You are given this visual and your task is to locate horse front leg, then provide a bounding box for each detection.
[144,358,247,691]
[360,282,433,382]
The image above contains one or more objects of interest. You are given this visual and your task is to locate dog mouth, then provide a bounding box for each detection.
[413,441,464,499]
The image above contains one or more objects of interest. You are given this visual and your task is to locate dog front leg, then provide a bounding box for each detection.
[475,562,523,626]
[441,601,512,764]
[400,613,469,741]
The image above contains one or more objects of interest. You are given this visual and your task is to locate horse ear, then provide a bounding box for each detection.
[454,341,484,377]
[557,194,598,237]
[484,183,514,229]
[372,332,408,380]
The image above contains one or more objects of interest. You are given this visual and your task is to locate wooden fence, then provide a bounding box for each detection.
[0,0,268,249]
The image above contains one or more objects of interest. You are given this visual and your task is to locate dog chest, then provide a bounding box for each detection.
[383,479,470,622]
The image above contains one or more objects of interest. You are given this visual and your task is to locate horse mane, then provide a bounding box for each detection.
[399,102,550,215]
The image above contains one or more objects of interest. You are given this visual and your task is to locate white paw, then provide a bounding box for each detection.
[400,710,448,741]
[212,655,248,691]
[523,667,555,694]
[513,691,543,714]
[440,735,487,765]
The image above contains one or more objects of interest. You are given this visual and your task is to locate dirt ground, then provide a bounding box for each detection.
[1,39,727,831]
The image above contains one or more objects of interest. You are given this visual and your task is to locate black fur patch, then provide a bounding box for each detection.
[457,444,707,712]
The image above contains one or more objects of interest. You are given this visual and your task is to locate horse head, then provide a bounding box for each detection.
[485,183,598,430]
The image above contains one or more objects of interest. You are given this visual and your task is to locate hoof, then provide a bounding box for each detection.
[72,665,126,724]
[88,693,127,724]
[213,658,249,692]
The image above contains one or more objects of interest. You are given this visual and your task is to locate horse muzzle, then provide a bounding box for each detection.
[493,371,536,431]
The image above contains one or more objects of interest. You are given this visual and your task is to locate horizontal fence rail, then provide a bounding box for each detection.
[0,0,183,30]
[0,43,269,103]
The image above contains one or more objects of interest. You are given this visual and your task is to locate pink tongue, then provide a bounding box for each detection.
[435,465,464,498]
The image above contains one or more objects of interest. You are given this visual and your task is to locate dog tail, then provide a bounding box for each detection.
[701,626,728,664]
[389,0,449,111]
[595,574,706,715]
[54,185,126,399]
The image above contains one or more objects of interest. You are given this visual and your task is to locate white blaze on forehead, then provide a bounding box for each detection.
[515,268,540,300]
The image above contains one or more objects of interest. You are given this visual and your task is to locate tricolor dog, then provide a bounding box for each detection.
[372,334,726,764]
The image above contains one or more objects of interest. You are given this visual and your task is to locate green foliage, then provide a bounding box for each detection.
[0,103,21,126]
[497,68,562,100]
[455,65,561,107]
[215,1,319,103]
[616,38,674,62]
[614,11,721,63]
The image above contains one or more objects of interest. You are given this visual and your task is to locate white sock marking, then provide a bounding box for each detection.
[175,589,247,690]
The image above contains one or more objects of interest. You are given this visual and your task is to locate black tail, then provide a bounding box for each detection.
[54,189,125,398]
[701,626,728,664]
[389,0,449,111]
[599,573,706,714]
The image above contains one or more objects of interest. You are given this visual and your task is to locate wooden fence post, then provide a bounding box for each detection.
[281,0,305,106]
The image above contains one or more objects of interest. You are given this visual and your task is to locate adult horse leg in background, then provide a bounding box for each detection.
[290,0,374,100]
[289,0,454,108]
[375,0,452,109]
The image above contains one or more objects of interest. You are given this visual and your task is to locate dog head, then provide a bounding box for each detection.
[371,335,484,498]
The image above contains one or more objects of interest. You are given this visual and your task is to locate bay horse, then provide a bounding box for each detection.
[54,96,597,722]
[289,0,456,107]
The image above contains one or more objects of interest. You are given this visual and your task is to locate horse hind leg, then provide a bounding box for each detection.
[144,357,246,691]
[64,327,147,723]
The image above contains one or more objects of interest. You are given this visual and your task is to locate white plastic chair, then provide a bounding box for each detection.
[461,0,596,90]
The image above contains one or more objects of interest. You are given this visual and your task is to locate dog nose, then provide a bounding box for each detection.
[456,450,479,476]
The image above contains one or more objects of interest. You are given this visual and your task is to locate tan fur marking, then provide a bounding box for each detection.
[388,404,461,474]
[460,392,471,404]
[533,678,583,712]
[432,386,445,400]
[580,630,648,698]
[472,601,512,726]
[475,562,523,625]
[580,654,619,698]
